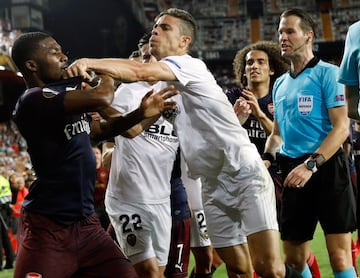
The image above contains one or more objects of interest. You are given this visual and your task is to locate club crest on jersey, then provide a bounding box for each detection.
[162,106,179,124]
[127,234,137,246]
[26,272,43,278]
[298,95,313,116]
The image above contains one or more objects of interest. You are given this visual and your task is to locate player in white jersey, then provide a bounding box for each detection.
[104,39,179,277]
[66,8,302,278]
[105,79,179,277]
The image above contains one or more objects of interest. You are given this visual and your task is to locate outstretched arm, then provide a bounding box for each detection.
[65,58,176,83]
[97,106,158,139]
[63,75,115,114]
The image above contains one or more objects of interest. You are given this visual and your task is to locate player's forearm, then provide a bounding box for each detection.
[264,133,282,157]
[257,113,273,135]
[315,120,349,161]
[86,58,142,82]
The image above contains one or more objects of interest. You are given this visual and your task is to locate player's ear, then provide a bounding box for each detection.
[180,35,191,48]
[25,59,37,72]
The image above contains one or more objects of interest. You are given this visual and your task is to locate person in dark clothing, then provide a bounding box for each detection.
[10,31,178,278]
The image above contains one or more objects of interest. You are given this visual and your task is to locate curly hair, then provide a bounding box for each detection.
[233,41,290,88]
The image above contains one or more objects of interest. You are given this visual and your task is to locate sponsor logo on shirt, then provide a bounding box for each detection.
[145,123,178,144]
[63,114,91,140]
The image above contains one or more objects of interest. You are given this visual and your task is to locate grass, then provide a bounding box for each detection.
[200,225,360,277]
[1,268,13,278]
[2,225,359,277]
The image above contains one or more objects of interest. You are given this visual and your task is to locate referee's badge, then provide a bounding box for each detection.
[127,233,137,246]
[298,95,313,116]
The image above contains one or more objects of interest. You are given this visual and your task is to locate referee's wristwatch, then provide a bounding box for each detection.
[304,153,326,173]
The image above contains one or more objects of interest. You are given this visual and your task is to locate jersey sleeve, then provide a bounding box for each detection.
[323,65,346,109]
[160,55,213,87]
[338,23,360,86]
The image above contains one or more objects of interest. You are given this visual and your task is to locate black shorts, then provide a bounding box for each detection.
[14,210,138,278]
[277,149,356,241]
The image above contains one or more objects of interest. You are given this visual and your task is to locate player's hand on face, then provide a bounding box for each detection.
[234,97,251,124]
[140,85,179,118]
[64,58,92,80]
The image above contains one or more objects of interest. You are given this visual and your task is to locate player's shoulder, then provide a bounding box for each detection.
[317,59,338,70]
[162,54,205,68]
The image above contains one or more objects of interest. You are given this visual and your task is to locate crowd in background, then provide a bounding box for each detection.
[0,121,35,184]
[0,13,359,274]
[0,120,33,270]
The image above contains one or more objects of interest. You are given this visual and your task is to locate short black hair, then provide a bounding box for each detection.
[11,32,52,73]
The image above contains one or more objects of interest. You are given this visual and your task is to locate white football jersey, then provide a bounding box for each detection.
[160,55,258,180]
[106,81,179,206]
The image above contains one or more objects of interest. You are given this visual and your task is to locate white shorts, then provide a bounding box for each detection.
[106,197,171,266]
[190,209,212,248]
[201,155,278,248]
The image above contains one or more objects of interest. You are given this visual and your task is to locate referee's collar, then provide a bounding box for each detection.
[290,56,319,78]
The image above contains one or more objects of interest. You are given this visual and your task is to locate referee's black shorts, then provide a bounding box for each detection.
[277,148,356,241]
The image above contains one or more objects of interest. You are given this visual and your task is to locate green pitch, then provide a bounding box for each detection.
[189,225,360,278]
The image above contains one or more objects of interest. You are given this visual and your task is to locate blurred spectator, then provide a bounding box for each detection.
[9,173,29,234]
[0,121,34,183]
[0,174,15,270]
